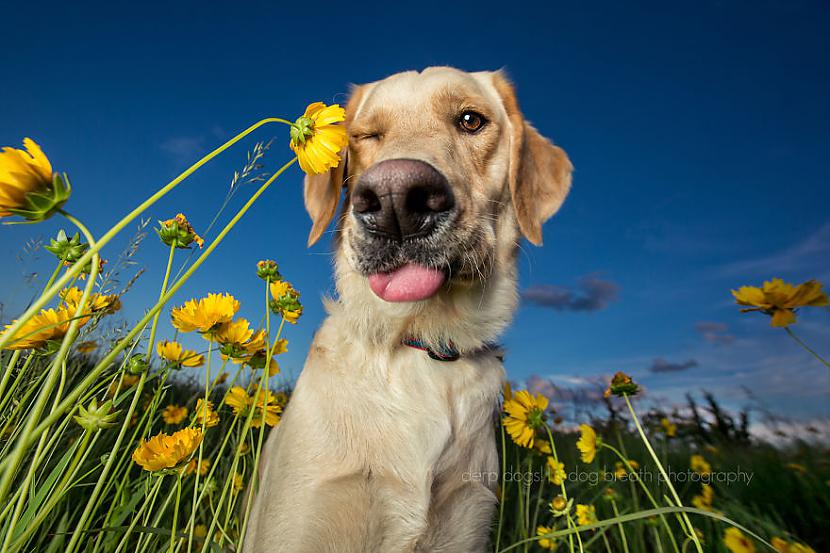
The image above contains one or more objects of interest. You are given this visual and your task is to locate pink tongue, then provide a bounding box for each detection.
[368,263,446,302]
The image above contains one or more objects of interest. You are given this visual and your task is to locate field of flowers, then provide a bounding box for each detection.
[0,104,827,552]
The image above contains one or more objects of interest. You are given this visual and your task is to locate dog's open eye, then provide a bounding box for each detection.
[458,111,487,133]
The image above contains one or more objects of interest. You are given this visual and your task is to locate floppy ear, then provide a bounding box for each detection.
[303,85,368,246]
[492,72,573,246]
[304,149,348,246]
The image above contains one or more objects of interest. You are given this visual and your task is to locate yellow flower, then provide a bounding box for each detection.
[723,527,755,553]
[533,439,552,455]
[502,390,548,449]
[575,504,597,526]
[273,391,289,407]
[786,462,807,474]
[225,386,282,427]
[232,472,244,492]
[193,398,220,428]
[691,483,714,511]
[215,319,268,363]
[0,138,69,221]
[289,102,348,175]
[774,542,816,553]
[732,278,829,327]
[241,337,287,377]
[193,525,208,540]
[107,374,140,397]
[614,459,639,479]
[1,306,83,351]
[171,293,240,335]
[549,495,570,517]
[156,340,205,368]
[536,525,558,550]
[269,280,303,324]
[690,454,711,476]
[185,457,211,476]
[76,340,98,353]
[547,458,566,485]
[60,287,121,316]
[660,417,677,438]
[161,404,189,425]
[576,424,598,463]
[131,427,203,472]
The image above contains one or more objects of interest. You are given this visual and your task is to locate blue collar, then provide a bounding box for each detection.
[402,337,461,362]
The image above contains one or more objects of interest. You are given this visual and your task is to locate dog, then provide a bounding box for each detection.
[243,66,572,553]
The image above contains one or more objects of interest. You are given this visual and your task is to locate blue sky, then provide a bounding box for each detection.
[2,0,829,420]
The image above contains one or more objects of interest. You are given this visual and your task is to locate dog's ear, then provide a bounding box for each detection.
[304,85,367,246]
[492,71,573,246]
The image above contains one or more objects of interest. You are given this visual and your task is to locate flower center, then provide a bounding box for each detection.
[527,407,546,429]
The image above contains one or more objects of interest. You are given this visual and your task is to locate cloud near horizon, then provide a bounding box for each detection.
[522,274,619,312]
[695,321,736,345]
[649,357,699,373]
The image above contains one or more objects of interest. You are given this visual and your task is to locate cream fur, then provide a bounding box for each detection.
[243,67,571,553]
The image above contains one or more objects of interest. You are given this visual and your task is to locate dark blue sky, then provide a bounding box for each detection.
[2,0,829,419]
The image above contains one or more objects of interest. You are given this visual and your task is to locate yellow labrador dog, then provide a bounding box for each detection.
[244,67,572,553]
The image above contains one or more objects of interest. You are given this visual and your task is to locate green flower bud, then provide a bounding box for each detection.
[289,116,315,146]
[8,173,72,222]
[156,214,204,249]
[44,229,88,262]
[256,260,281,282]
[126,354,149,375]
[604,371,639,398]
[74,399,119,432]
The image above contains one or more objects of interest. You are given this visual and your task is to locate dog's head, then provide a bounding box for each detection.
[304,67,572,350]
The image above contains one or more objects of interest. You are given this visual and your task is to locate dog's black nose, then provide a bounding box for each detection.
[351,159,455,241]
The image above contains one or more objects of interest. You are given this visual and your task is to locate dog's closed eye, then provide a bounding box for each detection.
[351,131,382,142]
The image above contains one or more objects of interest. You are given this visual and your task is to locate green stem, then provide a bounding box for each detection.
[7,430,96,551]
[500,506,773,553]
[601,443,680,553]
[0,352,22,405]
[0,354,34,416]
[623,394,702,553]
[113,477,165,553]
[0,117,293,352]
[171,476,183,553]
[187,346,212,553]
[0,212,99,510]
[785,327,830,370]
[610,498,630,553]
[236,281,284,551]
[64,372,149,553]
[0,158,297,476]
[494,422,507,553]
[42,261,63,294]
[146,242,177,362]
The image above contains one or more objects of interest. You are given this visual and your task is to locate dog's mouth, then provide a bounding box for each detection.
[367,263,447,302]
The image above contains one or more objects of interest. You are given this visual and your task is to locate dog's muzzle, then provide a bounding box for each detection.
[350,159,456,303]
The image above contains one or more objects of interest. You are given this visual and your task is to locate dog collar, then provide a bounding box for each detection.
[402,337,461,362]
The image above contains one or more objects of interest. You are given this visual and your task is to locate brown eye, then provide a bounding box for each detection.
[459,111,486,133]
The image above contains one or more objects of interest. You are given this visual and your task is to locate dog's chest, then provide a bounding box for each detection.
[301,340,504,482]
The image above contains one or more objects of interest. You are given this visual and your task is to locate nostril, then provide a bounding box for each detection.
[406,184,455,215]
[353,187,382,214]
